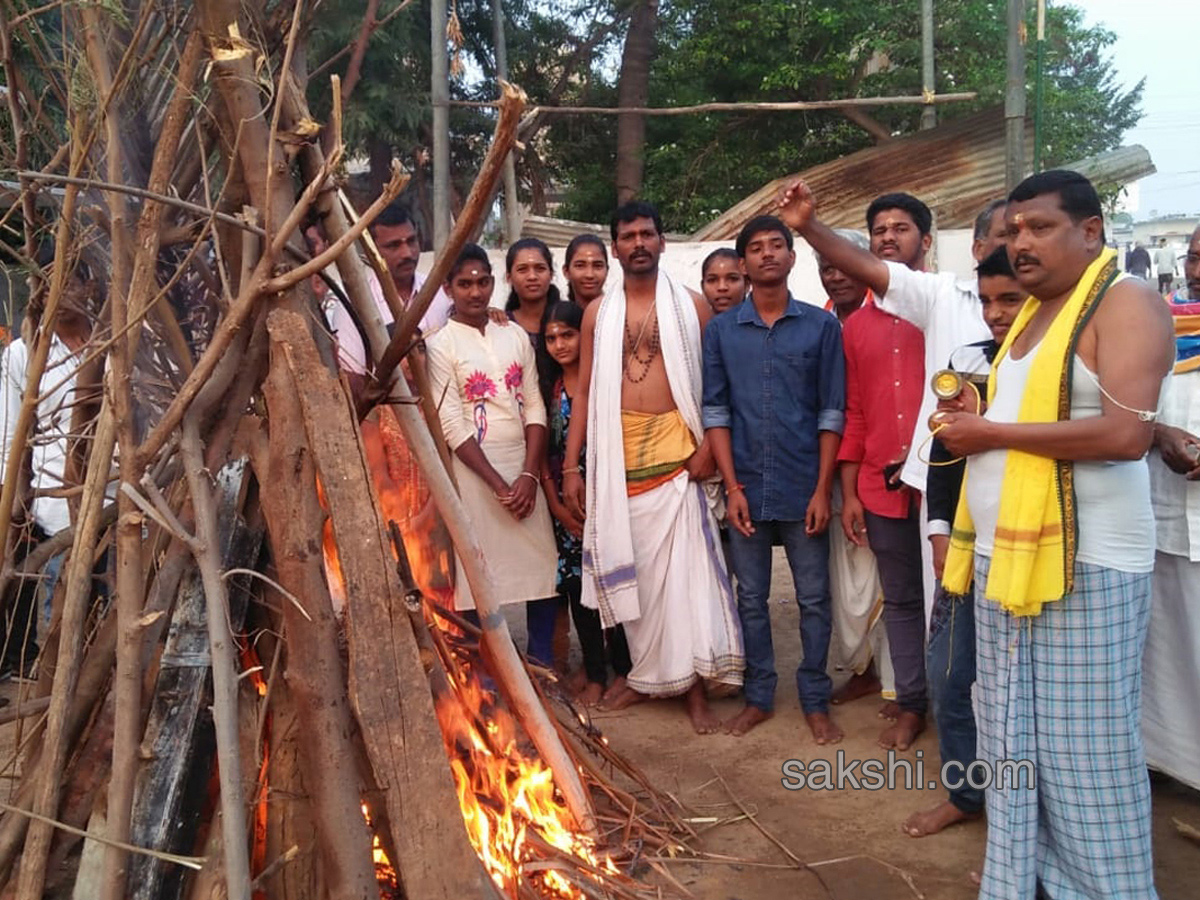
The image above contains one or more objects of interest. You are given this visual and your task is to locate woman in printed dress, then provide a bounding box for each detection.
[425,244,559,664]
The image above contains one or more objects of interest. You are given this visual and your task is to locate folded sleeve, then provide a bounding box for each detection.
[837,319,866,463]
[816,316,846,434]
[701,318,732,430]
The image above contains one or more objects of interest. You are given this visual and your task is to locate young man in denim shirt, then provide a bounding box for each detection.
[703,215,846,742]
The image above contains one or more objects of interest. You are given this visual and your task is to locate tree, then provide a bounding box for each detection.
[551,0,1143,232]
[615,0,659,202]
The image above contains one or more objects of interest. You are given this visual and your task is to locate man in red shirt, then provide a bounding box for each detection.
[837,194,929,750]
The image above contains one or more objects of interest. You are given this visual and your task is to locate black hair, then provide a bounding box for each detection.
[973,199,1007,242]
[1007,169,1104,224]
[976,244,1016,279]
[565,233,607,267]
[446,243,492,280]
[701,247,740,277]
[610,201,664,240]
[866,192,933,236]
[735,215,794,257]
[563,234,609,304]
[539,300,585,402]
[374,203,416,230]
[504,237,562,313]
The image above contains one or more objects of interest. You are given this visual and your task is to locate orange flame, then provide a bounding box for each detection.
[340,413,615,897]
[435,658,617,897]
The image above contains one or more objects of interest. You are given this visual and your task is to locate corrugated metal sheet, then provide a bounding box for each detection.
[519,215,607,246]
[693,108,1032,240]
[519,214,690,246]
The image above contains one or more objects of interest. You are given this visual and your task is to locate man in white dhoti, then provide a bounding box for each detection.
[563,201,744,734]
[1144,222,1200,791]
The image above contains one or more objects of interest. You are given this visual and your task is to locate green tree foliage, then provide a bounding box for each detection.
[553,0,1142,232]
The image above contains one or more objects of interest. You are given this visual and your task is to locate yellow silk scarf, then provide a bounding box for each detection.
[942,249,1119,616]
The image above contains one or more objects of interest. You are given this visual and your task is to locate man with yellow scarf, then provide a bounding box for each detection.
[926,171,1172,900]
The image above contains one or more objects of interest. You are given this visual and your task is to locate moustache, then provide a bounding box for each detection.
[1014,254,1040,269]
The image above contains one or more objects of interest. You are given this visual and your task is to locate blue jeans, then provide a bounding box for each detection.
[728,521,832,713]
[927,584,983,814]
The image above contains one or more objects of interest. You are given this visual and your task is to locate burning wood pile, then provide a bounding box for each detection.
[0,3,699,898]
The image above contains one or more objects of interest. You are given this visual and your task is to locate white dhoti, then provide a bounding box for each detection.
[622,471,744,696]
[827,485,895,696]
[1143,550,1200,790]
[581,271,744,694]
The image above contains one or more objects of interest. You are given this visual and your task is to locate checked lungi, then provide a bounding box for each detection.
[974,556,1158,900]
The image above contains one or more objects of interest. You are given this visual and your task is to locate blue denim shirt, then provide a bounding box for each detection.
[702,294,846,522]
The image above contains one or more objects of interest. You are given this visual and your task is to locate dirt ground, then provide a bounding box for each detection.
[518,548,1200,900]
[2,544,1194,899]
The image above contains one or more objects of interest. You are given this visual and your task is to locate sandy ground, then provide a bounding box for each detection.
[2,544,1194,899]
[511,548,1200,900]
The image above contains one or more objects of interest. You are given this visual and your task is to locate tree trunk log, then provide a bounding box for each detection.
[264,309,499,900]
[615,0,659,203]
[257,352,378,900]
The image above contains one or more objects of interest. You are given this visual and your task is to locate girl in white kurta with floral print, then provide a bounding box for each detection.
[425,244,559,664]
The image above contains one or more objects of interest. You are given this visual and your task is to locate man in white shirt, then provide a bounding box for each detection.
[314,205,453,377]
[1144,222,1200,791]
[1,272,95,676]
[1154,238,1178,294]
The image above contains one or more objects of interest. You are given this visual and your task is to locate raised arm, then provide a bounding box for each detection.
[777,179,891,299]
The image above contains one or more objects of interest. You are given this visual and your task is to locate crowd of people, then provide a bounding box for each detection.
[4,168,1197,900]
[373,171,1196,900]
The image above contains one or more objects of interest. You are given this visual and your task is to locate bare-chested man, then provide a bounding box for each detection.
[563,201,744,734]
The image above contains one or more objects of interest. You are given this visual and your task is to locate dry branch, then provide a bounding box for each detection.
[363,79,528,412]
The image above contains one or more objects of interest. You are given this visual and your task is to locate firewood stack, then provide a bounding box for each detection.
[0,3,694,898]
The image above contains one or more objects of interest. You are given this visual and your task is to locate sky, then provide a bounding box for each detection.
[1078,0,1200,220]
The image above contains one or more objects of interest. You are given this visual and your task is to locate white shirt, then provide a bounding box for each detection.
[0,335,82,535]
[1155,247,1177,275]
[876,261,991,493]
[326,269,453,375]
[1150,370,1200,561]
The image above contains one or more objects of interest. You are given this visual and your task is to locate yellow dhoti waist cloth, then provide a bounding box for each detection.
[622,408,696,497]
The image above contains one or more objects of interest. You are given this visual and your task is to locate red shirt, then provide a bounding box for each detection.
[838,294,925,518]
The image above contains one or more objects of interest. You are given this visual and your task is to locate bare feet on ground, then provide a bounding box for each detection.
[805,711,844,745]
[831,670,882,705]
[723,705,773,736]
[576,681,604,707]
[598,683,646,711]
[566,667,589,694]
[878,710,925,750]
[599,675,628,707]
[684,682,722,734]
[878,700,900,720]
[902,800,981,837]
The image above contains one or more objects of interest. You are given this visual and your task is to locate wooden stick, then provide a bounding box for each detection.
[179,418,251,900]
[14,400,116,900]
[0,697,50,725]
[0,800,205,871]
[451,91,979,117]
[363,80,527,413]
[255,350,380,900]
